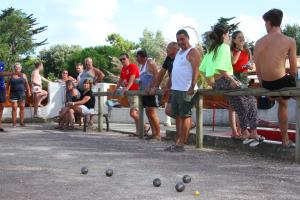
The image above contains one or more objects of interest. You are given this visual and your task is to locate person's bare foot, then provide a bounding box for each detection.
[241,129,250,140]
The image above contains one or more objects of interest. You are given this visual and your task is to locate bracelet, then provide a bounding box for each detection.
[72,102,75,106]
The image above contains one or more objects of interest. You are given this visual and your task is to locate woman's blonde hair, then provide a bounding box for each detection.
[12,62,22,71]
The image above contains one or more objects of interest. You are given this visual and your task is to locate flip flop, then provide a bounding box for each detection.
[282,141,295,148]
[243,138,255,145]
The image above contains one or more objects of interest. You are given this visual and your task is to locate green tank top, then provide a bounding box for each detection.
[199,43,233,77]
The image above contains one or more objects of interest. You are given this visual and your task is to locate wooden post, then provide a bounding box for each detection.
[195,95,203,149]
[98,88,103,132]
[138,95,144,139]
[296,97,300,163]
[296,80,300,163]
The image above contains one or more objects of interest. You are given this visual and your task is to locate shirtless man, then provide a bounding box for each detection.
[254,9,297,147]
[31,62,51,118]
[78,57,105,92]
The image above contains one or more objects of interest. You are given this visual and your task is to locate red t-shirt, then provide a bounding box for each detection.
[120,63,140,90]
[232,49,250,73]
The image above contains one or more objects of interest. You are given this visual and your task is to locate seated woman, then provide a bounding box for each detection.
[64,79,95,129]
[57,70,76,83]
[8,63,31,127]
[199,24,264,141]
[55,80,81,129]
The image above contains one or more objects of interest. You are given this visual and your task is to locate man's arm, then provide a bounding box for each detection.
[288,38,298,77]
[253,41,262,84]
[147,59,158,89]
[41,76,51,83]
[154,68,167,88]
[187,48,200,94]
[93,67,105,83]
[0,72,19,76]
[125,75,136,91]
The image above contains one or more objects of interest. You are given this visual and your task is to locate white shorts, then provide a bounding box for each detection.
[79,105,96,115]
[32,86,42,93]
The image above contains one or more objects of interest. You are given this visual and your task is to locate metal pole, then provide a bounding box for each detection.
[138,95,144,139]
[98,88,103,132]
[196,95,203,148]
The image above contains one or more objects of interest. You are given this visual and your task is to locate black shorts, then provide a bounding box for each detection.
[262,75,296,99]
[142,95,159,108]
[0,88,6,103]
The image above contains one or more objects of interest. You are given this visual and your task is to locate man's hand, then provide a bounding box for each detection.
[187,86,195,96]
[149,87,157,95]
[121,87,128,95]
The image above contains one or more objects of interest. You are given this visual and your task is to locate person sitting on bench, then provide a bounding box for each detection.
[64,79,95,129]
[55,80,81,130]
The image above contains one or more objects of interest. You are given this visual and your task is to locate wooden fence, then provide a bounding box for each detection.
[94,85,300,163]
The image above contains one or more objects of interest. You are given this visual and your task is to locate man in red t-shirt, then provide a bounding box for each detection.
[114,53,140,135]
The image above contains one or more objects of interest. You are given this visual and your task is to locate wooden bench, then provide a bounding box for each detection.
[82,113,109,132]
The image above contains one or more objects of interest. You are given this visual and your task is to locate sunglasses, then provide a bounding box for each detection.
[63,72,68,74]
[119,58,126,61]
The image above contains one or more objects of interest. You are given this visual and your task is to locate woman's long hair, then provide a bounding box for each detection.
[206,24,229,60]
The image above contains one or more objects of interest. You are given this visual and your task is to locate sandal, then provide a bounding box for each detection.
[282,140,295,148]
[249,134,265,142]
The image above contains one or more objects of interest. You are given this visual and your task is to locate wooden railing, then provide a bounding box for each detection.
[94,84,300,163]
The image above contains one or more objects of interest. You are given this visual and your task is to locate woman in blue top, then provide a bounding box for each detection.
[200,24,263,141]
[8,63,31,127]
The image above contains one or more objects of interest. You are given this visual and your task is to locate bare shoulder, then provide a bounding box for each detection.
[284,35,296,45]
[22,73,28,79]
[189,48,200,56]
[255,36,267,47]
[93,67,102,73]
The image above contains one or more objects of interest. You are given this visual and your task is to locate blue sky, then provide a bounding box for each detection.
[1,0,299,50]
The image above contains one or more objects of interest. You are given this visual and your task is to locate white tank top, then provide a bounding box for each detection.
[171,47,193,91]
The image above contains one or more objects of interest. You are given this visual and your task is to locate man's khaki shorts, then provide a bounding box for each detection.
[128,95,139,110]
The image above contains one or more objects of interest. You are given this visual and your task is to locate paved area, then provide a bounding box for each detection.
[0,123,300,200]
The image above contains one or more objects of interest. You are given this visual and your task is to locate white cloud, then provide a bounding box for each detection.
[233,15,266,42]
[233,13,300,43]
[69,0,119,46]
[162,13,200,47]
[154,5,169,17]
[39,0,119,47]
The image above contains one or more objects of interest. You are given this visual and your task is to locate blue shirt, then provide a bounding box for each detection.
[0,61,5,89]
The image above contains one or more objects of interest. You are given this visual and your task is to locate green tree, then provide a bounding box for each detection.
[39,44,82,78]
[106,33,137,52]
[202,17,239,50]
[0,7,47,68]
[66,45,123,83]
[283,23,300,55]
[139,29,167,65]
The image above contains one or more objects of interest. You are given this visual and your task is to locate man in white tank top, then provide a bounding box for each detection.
[164,29,201,152]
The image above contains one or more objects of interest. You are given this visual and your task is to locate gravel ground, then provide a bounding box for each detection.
[0,124,299,200]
